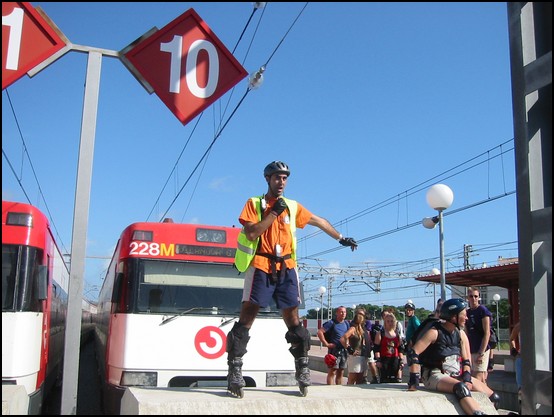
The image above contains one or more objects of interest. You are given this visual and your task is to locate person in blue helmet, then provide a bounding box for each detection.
[406,298,501,415]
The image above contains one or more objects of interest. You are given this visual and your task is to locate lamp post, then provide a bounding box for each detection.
[318,286,326,349]
[493,293,501,336]
[352,304,357,319]
[315,306,321,348]
[318,286,327,324]
[430,268,440,302]
[422,184,454,302]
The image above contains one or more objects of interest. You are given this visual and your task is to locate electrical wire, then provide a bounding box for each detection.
[155,3,310,220]
[2,89,70,255]
[299,139,514,242]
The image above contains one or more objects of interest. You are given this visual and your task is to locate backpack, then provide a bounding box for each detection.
[489,326,498,349]
[369,322,383,343]
[324,319,350,343]
[410,317,440,347]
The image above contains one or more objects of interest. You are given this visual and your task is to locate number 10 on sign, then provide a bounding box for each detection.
[122,8,247,126]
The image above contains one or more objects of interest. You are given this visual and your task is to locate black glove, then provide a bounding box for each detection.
[408,372,420,390]
[462,370,472,383]
[271,198,287,216]
[510,347,518,357]
[347,346,355,355]
[339,237,358,251]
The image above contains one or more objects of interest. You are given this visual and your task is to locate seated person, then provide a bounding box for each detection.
[406,298,501,415]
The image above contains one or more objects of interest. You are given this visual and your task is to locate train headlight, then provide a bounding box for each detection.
[120,371,157,387]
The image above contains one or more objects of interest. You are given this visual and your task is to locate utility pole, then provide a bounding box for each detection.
[327,276,334,320]
[463,244,473,270]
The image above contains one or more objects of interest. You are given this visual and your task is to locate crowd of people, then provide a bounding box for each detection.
[317,296,507,415]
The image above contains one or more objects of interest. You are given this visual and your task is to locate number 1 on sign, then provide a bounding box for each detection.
[2,6,24,70]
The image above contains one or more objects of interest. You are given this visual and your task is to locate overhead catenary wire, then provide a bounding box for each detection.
[298,138,515,243]
[301,189,516,260]
[145,113,205,222]
[301,238,518,312]
[157,89,251,221]
[2,89,70,256]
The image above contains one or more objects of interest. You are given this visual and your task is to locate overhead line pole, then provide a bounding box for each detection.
[33,43,120,415]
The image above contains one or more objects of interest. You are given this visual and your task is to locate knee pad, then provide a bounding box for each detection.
[489,392,500,409]
[285,325,310,358]
[407,348,419,366]
[453,382,472,400]
[226,322,250,359]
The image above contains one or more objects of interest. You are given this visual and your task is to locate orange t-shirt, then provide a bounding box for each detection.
[238,196,312,273]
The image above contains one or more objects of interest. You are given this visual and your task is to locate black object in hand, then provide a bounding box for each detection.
[510,347,518,357]
[271,198,287,216]
[339,237,358,250]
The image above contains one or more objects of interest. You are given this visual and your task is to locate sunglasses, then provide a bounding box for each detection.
[468,295,480,298]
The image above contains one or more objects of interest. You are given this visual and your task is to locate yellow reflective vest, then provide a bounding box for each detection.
[234,196,298,272]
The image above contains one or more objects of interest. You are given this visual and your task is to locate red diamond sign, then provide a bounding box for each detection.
[2,2,67,89]
[123,8,248,125]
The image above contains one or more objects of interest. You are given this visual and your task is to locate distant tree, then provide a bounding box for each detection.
[485,298,510,330]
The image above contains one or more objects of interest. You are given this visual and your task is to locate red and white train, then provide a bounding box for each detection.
[2,201,70,414]
[94,220,298,414]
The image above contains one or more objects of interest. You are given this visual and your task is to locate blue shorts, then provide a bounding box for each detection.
[242,266,302,309]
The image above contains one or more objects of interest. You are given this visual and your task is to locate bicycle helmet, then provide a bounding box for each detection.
[439,298,467,320]
[264,161,290,177]
[404,302,416,310]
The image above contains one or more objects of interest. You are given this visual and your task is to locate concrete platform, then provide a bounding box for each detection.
[2,385,29,415]
[308,338,519,413]
[120,384,499,415]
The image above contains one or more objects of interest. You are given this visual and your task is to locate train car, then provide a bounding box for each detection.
[95,220,298,414]
[2,201,70,414]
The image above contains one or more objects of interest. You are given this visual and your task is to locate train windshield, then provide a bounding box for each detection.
[131,259,279,315]
[2,245,43,312]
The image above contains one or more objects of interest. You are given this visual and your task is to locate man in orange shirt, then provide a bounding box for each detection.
[227,161,358,398]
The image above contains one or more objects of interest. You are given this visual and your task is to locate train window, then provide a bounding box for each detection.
[131,230,153,242]
[2,246,17,310]
[11,246,43,312]
[112,273,123,303]
[135,260,246,314]
[37,265,48,300]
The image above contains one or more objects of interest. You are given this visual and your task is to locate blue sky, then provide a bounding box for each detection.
[2,2,518,313]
